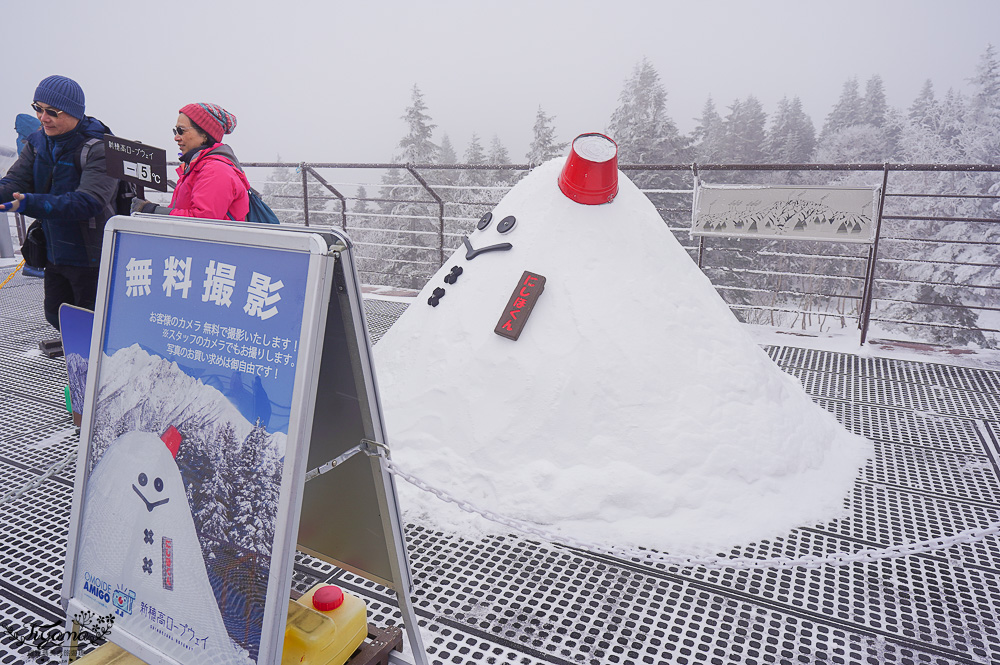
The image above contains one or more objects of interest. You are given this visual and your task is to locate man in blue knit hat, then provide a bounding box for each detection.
[0,75,118,332]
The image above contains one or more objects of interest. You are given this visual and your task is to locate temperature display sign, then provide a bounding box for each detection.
[103,134,169,192]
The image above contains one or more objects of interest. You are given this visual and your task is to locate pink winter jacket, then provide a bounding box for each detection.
[169,143,250,221]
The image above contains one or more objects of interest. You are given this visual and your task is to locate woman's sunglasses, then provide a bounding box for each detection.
[31,102,64,118]
[172,126,195,136]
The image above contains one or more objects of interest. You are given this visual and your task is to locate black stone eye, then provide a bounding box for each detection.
[138,473,147,486]
[497,215,516,233]
[477,212,493,230]
[154,478,164,492]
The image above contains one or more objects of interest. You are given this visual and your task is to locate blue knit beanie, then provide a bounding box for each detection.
[34,75,85,119]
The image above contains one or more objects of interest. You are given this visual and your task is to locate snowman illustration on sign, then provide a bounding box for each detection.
[75,427,251,664]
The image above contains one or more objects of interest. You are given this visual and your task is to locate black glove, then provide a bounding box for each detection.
[130,198,162,215]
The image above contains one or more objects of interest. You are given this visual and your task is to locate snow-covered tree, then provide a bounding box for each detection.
[969,43,1000,108]
[457,133,488,188]
[939,88,968,153]
[608,58,689,166]
[191,422,239,544]
[880,106,907,162]
[451,133,493,222]
[395,85,438,164]
[230,420,279,554]
[814,125,886,163]
[464,133,486,165]
[692,96,726,163]
[433,134,458,187]
[526,106,567,166]
[608,57,690,200]
[721,95,768,166]
[820,77,863,140]
[486,135,512,187]
[816,76,895,163]
[861,75,889,127]
[765,96,816,164]
[909,79,940,131]
[370,85,444,287]
[261,155,298,224]
[487,135,509,165]
[353,185,369,214]
[439,134,458,165]
[962,44,1000,164]
[262,156,335,226]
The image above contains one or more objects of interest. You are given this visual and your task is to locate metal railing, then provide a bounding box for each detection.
[146,161,1000,349]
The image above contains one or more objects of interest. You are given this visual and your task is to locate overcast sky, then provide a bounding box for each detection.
[5,0,998,166]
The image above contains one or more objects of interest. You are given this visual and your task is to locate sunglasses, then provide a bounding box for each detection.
[172,126,196,136]
[31,102,64,118]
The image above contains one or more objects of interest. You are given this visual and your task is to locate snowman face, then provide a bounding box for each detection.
[428,211,517,307]
[463,211,517,259]
[132,471,170,512]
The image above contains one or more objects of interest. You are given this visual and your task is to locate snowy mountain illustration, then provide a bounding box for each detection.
[698,198,869,236]
[89,344,286,472]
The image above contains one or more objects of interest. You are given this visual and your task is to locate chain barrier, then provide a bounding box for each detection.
[0,260,25,290]
[0,448,77,506]
[385,459,1000,570]
[6,439,997,569]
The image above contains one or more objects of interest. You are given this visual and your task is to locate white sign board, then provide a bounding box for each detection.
[692,183,880,243]
[62,217,326,665]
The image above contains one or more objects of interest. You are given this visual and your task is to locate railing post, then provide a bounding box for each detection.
[859,164,890,345]
[405,165,446,268]
[304,166,348,229]
[14,212,26,244]
[300,162,310,226]
[691,164,708,269]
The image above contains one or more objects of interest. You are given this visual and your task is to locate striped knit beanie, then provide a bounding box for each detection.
[179,103,237,143]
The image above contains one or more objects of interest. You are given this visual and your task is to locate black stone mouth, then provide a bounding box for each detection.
[463,235,512,260]
[132,484,169,512]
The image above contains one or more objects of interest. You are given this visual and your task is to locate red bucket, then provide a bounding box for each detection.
[558,133,619,205]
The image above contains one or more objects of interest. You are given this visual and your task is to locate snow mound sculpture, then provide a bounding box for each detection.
[375,158,872,553]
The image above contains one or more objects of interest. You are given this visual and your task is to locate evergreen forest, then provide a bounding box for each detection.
[263,46,1000,348]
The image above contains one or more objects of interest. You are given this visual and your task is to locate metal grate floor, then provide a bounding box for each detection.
[2,269,1000,664]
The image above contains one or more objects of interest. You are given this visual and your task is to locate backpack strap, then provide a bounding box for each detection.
[201,156,249,221]
[210,155,259,196]
[76,138,102,172]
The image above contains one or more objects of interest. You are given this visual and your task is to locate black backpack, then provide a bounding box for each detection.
[73,137,138,263]
[79,138,139,216]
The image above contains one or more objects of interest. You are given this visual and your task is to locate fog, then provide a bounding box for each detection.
[3,0,997,164]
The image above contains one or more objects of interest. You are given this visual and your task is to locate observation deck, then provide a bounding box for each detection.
[2,271,999,665]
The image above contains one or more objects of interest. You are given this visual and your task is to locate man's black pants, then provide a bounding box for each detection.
[43,264,100,330]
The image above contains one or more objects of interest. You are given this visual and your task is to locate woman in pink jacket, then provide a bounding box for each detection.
[132,103,250,221]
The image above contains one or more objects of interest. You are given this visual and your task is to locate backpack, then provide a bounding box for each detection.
[215,157,280,224]
[79,138,139,216]
[245,189,280,224]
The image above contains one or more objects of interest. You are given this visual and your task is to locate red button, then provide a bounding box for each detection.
[312,585,345,611]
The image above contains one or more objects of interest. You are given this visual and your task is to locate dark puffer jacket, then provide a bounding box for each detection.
[0,116,118,267]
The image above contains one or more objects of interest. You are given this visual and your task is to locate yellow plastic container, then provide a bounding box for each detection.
[282,584,368,665]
